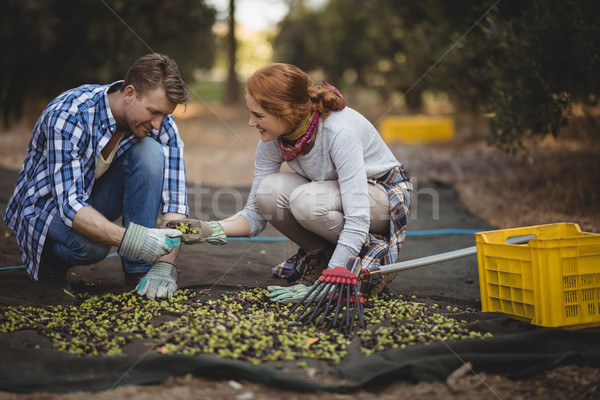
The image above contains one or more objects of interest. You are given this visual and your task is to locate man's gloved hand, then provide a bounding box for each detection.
[135,261,178,299]
[165,219,226,245]
[266,281,334,304]
[118,222,182,264]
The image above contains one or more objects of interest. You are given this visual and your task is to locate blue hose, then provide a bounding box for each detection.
[227,229,482,240]
[404,229,481,236]
[0,229,484,271]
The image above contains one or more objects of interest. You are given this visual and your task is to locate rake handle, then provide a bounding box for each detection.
[363,235,533,279]
[365,246,477,278]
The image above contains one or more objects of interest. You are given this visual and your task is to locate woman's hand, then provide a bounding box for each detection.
[164,219,227,245]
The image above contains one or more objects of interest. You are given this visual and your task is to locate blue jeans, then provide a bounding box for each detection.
[40,138,165,277]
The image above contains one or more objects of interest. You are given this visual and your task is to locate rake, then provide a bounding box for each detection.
[287,257,365,333]
[287,235,533,333]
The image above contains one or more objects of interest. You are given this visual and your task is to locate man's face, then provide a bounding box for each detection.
[124,86,176,138]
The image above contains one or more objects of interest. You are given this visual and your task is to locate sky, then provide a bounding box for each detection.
[205,0,324,31]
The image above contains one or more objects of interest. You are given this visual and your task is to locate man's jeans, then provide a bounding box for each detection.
[39,138,165,278]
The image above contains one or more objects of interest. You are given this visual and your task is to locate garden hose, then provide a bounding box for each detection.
[0,229,483,271]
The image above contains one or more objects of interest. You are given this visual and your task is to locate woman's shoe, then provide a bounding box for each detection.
[294,246,335,286]
[271,247,307,282]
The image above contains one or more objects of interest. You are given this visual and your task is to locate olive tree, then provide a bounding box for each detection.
[274,0,600,150]
[0,0,216,125]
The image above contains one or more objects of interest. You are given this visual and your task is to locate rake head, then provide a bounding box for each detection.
[286,257,365,333]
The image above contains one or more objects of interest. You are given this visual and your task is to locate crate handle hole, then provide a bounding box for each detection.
[506,234,536,245]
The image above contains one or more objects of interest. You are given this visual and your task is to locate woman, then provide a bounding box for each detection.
[175,63,412,294]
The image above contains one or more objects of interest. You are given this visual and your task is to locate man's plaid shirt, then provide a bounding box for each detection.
[3,82,188,279]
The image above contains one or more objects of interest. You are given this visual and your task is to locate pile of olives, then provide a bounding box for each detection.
[166,222,198,234]
[0,288,490,365]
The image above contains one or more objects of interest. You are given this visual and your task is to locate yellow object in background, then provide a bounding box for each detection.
[379,115,454,144]
[476,222,600,329]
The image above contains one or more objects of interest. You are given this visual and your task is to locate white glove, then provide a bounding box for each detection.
[135,262,178,299]
[118,222,182,263]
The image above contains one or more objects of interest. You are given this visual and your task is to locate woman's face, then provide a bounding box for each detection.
[246,92,291,142]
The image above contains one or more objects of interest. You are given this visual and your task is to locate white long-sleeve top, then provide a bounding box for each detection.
[238,106,402,268]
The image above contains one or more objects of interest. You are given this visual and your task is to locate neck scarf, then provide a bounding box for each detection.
[277,111,319,161]
[277,82,345,161]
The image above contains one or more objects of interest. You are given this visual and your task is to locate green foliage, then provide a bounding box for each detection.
[187,80,227,103]
[0,0,216,125]
[274,0,600,150]
[273,8,323,72]
[429,0,600,150]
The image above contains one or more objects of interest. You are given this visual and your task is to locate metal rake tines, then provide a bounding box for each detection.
[287,266,365,332]
[285,279,330,321]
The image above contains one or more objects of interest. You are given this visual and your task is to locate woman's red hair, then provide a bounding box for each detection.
[246,63,345,129]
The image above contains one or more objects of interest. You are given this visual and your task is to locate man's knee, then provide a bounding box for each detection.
[127,138,164,178]
[72,240,112,265]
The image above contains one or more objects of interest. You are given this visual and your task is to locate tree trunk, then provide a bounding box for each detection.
[224,0,240,105]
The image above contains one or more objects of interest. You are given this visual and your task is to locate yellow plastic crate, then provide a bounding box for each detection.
[475,223,600,329]
[378,115,454,144]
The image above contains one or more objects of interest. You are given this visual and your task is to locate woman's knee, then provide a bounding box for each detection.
[256,173,308,215]
[289,183,345,242]
[288,186,313,221]
[289,181,341,221]
[369,182,390,234]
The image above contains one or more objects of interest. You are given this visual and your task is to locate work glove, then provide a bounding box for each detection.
[135,261,178,299]
[266,281,334,304]
[165,219,227,245]
[118,222,182,264]
[267,283,311,303]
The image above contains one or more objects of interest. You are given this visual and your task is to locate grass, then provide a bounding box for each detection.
[186,80,245,104]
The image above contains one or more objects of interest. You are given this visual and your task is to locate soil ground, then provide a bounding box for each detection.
[0,100,599,399]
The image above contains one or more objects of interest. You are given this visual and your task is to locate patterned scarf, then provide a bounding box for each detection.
[277,111,319,161]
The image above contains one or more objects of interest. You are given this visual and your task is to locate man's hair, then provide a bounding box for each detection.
[123,53,189,105]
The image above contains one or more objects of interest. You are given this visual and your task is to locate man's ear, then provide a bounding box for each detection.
[123,85,136,104]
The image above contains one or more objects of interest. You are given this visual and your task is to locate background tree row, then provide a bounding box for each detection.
[0,0,216,125]
[275,0,600,150]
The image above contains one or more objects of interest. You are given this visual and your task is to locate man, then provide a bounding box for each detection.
[3,53,189,301]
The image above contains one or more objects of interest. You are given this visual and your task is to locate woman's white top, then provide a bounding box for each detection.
[239,106,401,268]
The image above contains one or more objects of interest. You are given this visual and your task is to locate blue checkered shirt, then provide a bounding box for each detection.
[2,82,188,279]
